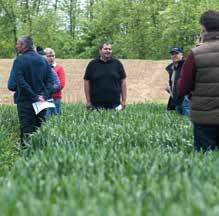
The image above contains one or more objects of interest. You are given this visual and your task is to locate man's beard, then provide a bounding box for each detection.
[104,54,111,59]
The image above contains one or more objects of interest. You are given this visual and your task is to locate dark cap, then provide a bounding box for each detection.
[36,46,46,55]
[169,46,183,54]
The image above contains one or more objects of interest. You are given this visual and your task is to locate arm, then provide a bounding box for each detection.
[84,62,93,108]
[121,79,127,108]
[84,79,92,108]
[52,70,61,91]
[14,59,39,101]
[164,65,172,95]
[177,51,196,96]
[165,73,172,95]
[55,65,65,90]
[117,60,127,108]
[7,69,17,91]
[44,65,55,100]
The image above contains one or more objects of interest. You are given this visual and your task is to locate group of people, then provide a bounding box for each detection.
[7,37,127,147]
[165,10,219,151]
[7,9,219,152]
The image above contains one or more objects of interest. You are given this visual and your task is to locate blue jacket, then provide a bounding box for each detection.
[51,69,61,91]
[8,68,18,103]
[8,69,16,91]
[8,67,60,103]
[8,50,54,103]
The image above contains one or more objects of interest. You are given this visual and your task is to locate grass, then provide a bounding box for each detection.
[0,105,20,175]
[0,102,219,216]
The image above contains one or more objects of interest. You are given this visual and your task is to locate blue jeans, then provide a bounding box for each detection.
[54,99,62,113]
[194,123,219,151]
[175,96,191,117]
[46,99,61,117]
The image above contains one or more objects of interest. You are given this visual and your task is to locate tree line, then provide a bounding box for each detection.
[0,0,218,59]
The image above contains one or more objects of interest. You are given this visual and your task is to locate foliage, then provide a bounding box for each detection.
[1,103,219,215]
[0,105,20,175]
[0,0,219,59]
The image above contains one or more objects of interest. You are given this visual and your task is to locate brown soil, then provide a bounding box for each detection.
[0,59,170,104]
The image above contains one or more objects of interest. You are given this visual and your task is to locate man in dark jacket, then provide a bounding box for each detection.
[8,35,53,146]
[177,10,219,151]
[165,46,191,117]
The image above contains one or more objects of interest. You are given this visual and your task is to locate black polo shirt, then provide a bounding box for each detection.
[84,58,126,105]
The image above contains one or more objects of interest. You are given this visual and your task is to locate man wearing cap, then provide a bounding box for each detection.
[165,46,191,117]
[177,10,219,151]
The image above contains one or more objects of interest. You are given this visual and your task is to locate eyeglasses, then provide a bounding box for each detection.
[170,52,179,55]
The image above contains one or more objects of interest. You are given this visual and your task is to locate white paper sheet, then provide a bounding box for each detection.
[115,104,123,111]
[32,101,55,115]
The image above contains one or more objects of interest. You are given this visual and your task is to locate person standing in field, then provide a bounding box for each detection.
[44,48,65,114]
[36,46,61,116]
[165,46,191,117]
[8,46,61,107]
[177,10,219,151]
[8,36,53,146]
[84,42,127,110]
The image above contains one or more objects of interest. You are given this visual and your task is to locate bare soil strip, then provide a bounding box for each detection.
[0,59,170,104]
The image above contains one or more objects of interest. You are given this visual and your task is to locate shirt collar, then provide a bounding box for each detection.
[99,57,113,63]
[51,62,57,67]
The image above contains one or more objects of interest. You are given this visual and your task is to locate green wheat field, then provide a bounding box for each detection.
[0,103,219,216]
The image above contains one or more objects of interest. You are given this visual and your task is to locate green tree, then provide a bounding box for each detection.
[0,0,219,58]
[0,0,18,57]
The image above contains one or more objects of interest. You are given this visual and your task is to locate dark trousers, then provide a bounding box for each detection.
[91,101,120,110]
[17,102,46,145]
[194,123,219,151]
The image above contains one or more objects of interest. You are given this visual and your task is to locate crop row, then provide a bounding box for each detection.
[0,103,219,216]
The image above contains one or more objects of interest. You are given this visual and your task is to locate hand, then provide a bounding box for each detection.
[121,101,126,109]
[165,85,170,93]
[86,101,92,109]
[38,95,45,102]
[195,41,203,47]
[195,35,203,47]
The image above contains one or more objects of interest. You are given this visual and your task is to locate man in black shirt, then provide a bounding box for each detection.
[84,42,127,109]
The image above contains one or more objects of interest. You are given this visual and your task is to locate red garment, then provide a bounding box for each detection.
[177,51,196,96]
[52,64,65,99]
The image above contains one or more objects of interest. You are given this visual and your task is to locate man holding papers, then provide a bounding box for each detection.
[8,35,53,147]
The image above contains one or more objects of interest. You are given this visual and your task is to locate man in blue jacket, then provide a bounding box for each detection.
[8,35,54,146]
